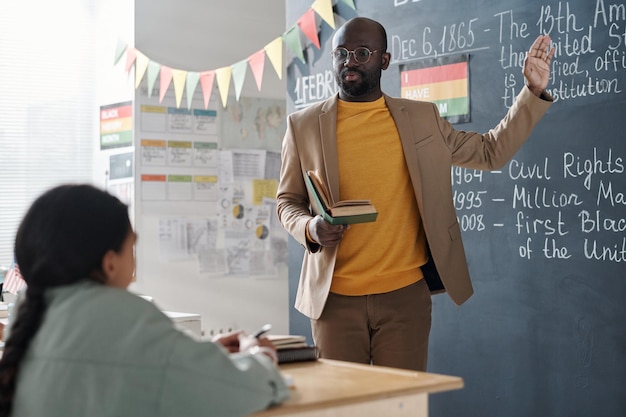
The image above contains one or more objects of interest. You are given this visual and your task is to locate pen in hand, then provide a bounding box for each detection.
[248,324,278,364]
[253,323,272,339]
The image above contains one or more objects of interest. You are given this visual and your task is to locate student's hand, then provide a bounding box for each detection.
[309,215,350,247]
[523,34,555,97]
[239,334,279,364]
[212,330,243,353]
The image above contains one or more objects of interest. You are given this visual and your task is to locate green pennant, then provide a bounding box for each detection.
[146,61,161,98]
[231,59,248,101]
[282,25,305,64]
[186,72,200,109]
[114,39,127,65]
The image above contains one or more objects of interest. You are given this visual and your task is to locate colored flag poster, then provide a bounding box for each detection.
[100,101,133,149]
[400,54,470,123]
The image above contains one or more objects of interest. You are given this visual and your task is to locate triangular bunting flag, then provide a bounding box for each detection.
[186,72,200,109]
[298,9,320,49]
[159,66,173,103]
[134,51,150,89]
[199,71,215,109]
[114,39,127,65]
[264,37,283,80]
[283,25,305,64]
[231,59,248,101]
[248,50,265,91]
[215,66,232,108]
[124,47,137,73]
[146,61,161,97]
[172,68,187,108]
[312,0,335,29]
[340,0,356,10]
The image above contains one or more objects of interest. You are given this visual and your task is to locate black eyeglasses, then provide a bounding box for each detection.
[331,47,379,64]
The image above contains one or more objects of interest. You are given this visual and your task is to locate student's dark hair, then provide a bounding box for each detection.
[0,184,131,417]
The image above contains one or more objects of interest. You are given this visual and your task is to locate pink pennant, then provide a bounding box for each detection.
[124,47,137,73]
[298,9,320,49]
[199,71,216,109]
[159,66,173,103]
[248,50,266,91]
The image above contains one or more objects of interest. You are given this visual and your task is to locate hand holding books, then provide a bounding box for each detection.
[304,170,378,225]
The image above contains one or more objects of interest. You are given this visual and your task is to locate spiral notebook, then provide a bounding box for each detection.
[276,345,318,364]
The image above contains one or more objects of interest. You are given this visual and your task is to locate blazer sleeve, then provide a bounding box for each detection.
[276,113,320,253]
[436,86,553,170]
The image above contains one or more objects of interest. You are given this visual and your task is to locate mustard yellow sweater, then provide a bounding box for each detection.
[331,96,427,295]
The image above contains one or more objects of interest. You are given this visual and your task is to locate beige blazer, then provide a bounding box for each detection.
[277,87,552,320]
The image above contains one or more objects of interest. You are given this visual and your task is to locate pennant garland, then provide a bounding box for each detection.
[248,50,266,91]
[171,69,187,109]
[283,25,305,64]
[134,51,150,89]
[186,72,200,110]
[312,0,336,29]
[199,71,216,109]
[114,39,127,65]
[116,0,352,108]
[159,66,173,104]
[298,9,321,49]
[231,59,248,101]
[146,61,160,98]
[216,66,233,108]
[265,37,283,81]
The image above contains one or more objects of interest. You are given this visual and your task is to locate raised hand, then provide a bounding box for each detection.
[523,34,556,96]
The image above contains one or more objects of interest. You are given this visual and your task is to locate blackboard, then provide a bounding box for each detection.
[285,1,626,416]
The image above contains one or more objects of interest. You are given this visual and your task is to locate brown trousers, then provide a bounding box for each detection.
[311,279,432,371]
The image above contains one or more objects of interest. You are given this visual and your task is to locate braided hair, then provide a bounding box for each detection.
[0,184,131,417]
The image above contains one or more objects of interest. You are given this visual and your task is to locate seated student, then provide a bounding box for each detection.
[0,184,289,417]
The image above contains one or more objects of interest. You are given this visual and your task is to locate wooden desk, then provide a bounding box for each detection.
[252,359,463,417]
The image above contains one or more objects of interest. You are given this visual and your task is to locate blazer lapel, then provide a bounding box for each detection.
[385,95,424,208]
[319,95,341,202]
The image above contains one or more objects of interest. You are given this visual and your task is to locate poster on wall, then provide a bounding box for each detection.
[109,152,133,180]
[399,54,470,123]
[221,97,286,151]
[100,101,133,149]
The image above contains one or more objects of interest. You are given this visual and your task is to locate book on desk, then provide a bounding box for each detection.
[304,170,378,225]
[267,335,318,364]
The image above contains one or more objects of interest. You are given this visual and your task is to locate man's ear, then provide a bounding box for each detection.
[101,249,116,283]
[381,51,391,70]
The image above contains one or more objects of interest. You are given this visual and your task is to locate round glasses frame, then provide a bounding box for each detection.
[331,47,379,64]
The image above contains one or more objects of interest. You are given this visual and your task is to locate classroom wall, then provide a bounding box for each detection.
[94,0,135,189]
[126,0,291,337]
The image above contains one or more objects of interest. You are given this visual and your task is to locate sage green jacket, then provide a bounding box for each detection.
[10,282,289,417]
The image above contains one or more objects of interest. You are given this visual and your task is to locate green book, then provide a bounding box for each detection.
[304,170,378,225]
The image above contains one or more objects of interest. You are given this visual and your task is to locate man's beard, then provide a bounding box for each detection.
[335,68,380,98]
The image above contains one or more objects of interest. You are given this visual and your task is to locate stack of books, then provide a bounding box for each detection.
[267,334,318,364]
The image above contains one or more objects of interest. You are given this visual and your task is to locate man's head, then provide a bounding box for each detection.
[331,17,390,102]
